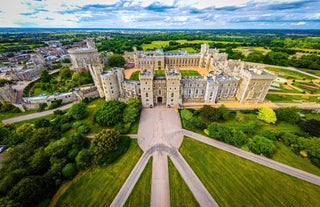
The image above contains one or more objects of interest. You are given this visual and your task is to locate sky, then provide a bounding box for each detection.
[0,0,319,29]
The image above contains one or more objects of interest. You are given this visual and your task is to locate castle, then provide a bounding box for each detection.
[70,39,275,108]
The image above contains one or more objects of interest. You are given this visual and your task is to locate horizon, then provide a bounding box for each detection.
[0,0,319,29]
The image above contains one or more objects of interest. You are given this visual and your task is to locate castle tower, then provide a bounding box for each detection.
[88,64,104,97]
[100,68,122,101]
[86,38,96,49]
[199,43,209,68]
[165,67,181,107]
[139,69,154,107]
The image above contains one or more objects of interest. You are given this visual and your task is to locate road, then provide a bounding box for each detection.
[2,102,77,123]
[182,129,320,186]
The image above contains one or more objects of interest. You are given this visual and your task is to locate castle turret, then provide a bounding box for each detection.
[165,67,181,107]
[88,64,104,97]
[100,68,123,101]
[139,69,154,107]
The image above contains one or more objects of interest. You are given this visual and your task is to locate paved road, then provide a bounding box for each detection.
[2,102,78,123]
[110,150,152,207]
[182,129,320,186]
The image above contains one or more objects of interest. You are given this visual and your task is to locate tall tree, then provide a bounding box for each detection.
[108,54,125,67]
[257,107,277,124]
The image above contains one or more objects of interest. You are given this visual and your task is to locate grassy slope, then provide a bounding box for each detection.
[180,137,320,207]
[168,158,200,207]
[51,140,143,207]
[273,142,320,176]
[180,70,201,76]
[129,71,140,81]
[265,67,315,80]
[124,157,152,207]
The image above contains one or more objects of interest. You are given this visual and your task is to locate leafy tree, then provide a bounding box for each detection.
[92,129,120,165]
[77,124,90,134]
[218,104,231,120]
[257,107,277,124]
[95,100,126,126]
[264,51,289,66]
[27,127,60,148]
[34,118,50,129]
[200,105,220,122]
[248,135,276,158]
[123,98,142,124]
[298,119,320,137]
[107,54,125,67]
[40,69,51,83]
[68,102,88,120]
[75,149,93,170]
[61,58,71,63]
[45,137,72,158]
[181,109,193,121]
[30,147,50,174]
[245,51,264,63]
[61,163,77,179]
[59,66,73,79]
[275,107,301,124]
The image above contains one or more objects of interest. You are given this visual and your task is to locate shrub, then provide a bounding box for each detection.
[62,163,77,179]
[248,135,276,158]
[257,107,277,124]
[77,125,90,134]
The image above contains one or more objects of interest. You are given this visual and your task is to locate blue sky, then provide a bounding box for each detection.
[0,0,319,29]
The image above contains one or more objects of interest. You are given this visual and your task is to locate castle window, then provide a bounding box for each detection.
[172,82,174,85]
[171,99,173,102]
[145,82,147,84]
[171,92,174,97]
[146,92,148,97]
[159,90,161,95]
[195,89,198,94]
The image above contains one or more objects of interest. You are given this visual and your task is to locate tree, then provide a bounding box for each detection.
[59,66,73,79]
[245,51,264,63]
[34,118,50,129]
[248,135,276,158]
[30,147,50,174]
[40,69,51,83]
[61,58,71,63]
[75,149,93,170]
[61,163,77,179]
[200,105,220,122]
[68,102,88,120]
[257,107,277,124]
[275,107,301,124]
[107,54,125,67]
[92,129,120,165]
[123,98,142,124]
[298,119,320,137]
[95,100,126,126]
[218,104,231,120]
[180,109,193,121]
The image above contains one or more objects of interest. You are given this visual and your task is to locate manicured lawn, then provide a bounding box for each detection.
[265,67,315,80]
[124,158,152,207]
[129,71,140,81]
[180,137,320,206]
[300,69,320,77]
[50,140,143,207]
[168,158,200,207]
[169,47,198,53]
[273,142,320,176]
[266,94,320,103]
[154,70,165,76]
[180,70,201,76]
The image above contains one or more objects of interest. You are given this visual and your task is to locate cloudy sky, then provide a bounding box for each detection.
[0,0,319,29]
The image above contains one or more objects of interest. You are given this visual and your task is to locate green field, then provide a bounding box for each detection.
[265,67,315,80]
[300,69,320,77]
[180,137,320,206]
[141,41,170,50]
[168,158,200,207]
[0,109,37,121]
[180,70,201,76]
[50,140,143,207]
[154,70,165,76]
[273,142,320,176]
[129,71,140,81]
[169,47,198,53]
[124,158,152,207]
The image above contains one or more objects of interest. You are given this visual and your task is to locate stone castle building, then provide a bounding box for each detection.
[70,40,275,108]
[68,38,100,71]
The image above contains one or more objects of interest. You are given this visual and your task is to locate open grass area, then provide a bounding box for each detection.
[168,158,200,207]
[273,142,320,176]
[141,41,170,50]
[180,137,320,206]
[180,70,201,76]
[300,69,320,77]
[265,67,315,80]
[129,71,140,81]
[169,47,198,53]
[154,70,165,76]
[50,140,143,207]
[124,158,152,207]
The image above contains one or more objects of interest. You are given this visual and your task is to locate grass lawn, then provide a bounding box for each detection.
[300,69,320,77]
[129,71,140,81]
[168,158,200,207]
[141,41,170,50]
[180,70,201,76]
[50,140,143,207]
[273,142,320,176]
[180,137,320,207]
[128,114,140,134]
[33,87,49,96]
[169,47,198,53]
[154,70,165,76]
[265,67,315,80]
[124,157,152,207]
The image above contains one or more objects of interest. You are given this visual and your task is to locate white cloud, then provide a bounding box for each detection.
[291,21,307,26]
